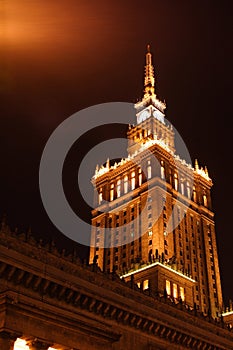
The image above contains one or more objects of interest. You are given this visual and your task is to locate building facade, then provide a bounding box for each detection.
[90,46,223,319]
[0,47,233,350]
[1,220,233,350]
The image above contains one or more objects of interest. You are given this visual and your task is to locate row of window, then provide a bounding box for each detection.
[166,280,185,301]
[98,163,208,206]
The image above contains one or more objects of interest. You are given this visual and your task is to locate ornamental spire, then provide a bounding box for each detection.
[144,44,155,97]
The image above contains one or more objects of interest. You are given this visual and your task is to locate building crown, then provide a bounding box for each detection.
[144,44,155,97]
[135,45,166,121]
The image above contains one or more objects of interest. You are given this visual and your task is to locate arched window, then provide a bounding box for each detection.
[138,167,142,186]
[147,160,152,179]
[116,179,121,198]
[98,187,103,204]
[124,175,128,194]
[187,181,191,199]
[174,173,178,191]
[161,160,165,180]
[131,171,136,190]
[110,183,114,201]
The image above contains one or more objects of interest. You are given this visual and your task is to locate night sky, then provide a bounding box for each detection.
[1,1,232,303]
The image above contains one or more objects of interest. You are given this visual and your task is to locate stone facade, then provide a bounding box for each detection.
[0,223,233,350]
[90,46,223,319]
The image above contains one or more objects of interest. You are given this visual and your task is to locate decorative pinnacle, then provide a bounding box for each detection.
[195,159,199,171]
[144,44,155,97]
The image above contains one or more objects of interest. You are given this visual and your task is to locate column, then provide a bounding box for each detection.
[0,331,19,350]
[27,339,52,350]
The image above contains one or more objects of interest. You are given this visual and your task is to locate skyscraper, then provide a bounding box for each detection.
[90,46,223,318]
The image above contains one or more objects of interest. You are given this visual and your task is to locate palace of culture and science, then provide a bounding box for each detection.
[90,45,222,319]
[0,46,233,350]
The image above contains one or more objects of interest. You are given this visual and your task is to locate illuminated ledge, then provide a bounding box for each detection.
[222,311,233,317]
[120,261,196,283]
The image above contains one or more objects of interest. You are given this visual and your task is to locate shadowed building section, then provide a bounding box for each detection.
[0,220,233,350]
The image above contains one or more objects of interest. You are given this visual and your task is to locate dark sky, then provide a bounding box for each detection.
[1,1,232,303]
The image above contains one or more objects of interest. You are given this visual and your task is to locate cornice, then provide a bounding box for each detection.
[0,228,233,349]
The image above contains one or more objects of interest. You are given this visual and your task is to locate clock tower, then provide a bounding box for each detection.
[128,44,175,156]
[136,44,166,125]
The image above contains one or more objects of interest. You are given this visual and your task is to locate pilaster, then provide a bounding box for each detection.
[0,331,20,350]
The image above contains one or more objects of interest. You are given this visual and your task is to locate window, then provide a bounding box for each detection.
[203,193,208,207]
[174,173,178,191]
[110,183,114,201]
[124,175,128,194]
[161,161,165,180]
[173,283,178,299]
[116,179,121,198]
[138,167,142,186]
[148,230,152,236]
[180,287,185,301]
[147,160,152,179]
[98,187,103,204]
[143,279,149,290]
[131,171,136,190]
[181,181,184,195]
[137,282,141,288]
[187,181,191,199]
[166,280,171,295]
[193,186,197,202]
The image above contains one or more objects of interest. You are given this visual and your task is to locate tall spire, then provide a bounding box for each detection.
[135,45,166,117]
[144,44,155,97]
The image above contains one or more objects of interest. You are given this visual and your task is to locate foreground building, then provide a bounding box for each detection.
[90,46,222,319]
[0,221,233,350]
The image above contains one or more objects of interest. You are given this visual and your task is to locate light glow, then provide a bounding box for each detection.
[14,340,56,350]
[180,286,185,301]
[173,283,178,299]
[14,339,29,350]
[143,279,149,290]
[166,280,171,295]
[222,310,233,317]
[120,261,196,282]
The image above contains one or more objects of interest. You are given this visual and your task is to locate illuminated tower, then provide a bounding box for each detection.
[89,46,223,318]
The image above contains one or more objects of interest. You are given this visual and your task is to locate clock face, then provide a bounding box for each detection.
[153,108,165,123]
[138,109,149,123]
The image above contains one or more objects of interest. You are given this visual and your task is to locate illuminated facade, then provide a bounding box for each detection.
[1,220,233,350]
[1,47,232,350]
[90,46,223,318]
